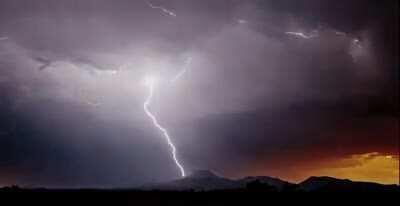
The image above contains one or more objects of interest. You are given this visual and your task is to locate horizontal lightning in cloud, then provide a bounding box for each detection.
[84,100,101,107]
[144,0,176,17]
[285,31,318,39]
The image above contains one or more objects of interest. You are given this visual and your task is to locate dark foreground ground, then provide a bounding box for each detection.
[1,189,399,205]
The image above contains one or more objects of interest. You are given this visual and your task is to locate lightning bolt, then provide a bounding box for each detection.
[170,57,192,83]
[143,76,186,177]
[144,0,177,17]
[141,0,186,176]
[285,31,318,39]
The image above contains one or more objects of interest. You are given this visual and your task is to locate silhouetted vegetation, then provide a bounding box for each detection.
[246,180,277,192]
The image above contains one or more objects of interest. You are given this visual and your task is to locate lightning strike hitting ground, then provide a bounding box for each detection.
[144,0,176,17]
[285,31,318,39]
[143,76,186,177]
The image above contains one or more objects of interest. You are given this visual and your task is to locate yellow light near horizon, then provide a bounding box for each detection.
[312,152,399,185]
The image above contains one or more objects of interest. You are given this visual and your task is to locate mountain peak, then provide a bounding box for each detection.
[301,176,351,185]
[188,170,220,179]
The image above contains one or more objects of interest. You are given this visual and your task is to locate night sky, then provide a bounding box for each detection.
[0,0,398,188]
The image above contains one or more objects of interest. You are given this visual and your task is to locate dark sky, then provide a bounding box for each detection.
[0,0,398,187]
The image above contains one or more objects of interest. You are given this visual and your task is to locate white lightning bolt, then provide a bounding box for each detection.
[143,76,186,177]
[285,31,318,39]
[170,57,192,83]
[145,0,176,17]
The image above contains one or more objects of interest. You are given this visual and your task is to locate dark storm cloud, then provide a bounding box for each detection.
[185,100,397,175]
[167,0,398,177]
[0,0,398,186]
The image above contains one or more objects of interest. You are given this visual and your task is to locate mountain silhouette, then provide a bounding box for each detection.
[142,170,240,191]
[189,170,220,179]
[300,176,399,192]
[140,171,399,192]
[142,170,292,191]
[239,176,295,191]
[3,172,397,193]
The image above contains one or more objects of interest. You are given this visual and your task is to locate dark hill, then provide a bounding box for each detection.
[300,176,399,192]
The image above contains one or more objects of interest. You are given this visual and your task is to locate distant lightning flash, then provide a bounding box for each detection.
[170,57,192,83]
[285,31,318,39]
[143,76,186,177]
[145,0,176,17]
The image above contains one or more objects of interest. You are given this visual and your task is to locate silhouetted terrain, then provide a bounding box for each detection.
[141,170,398,192]
[299,176,399,192]
[1,172,398,205]
[141,170,296,191]
[2,171,399,193]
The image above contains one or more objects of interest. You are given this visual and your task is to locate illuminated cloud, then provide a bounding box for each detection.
[0,0,397,187]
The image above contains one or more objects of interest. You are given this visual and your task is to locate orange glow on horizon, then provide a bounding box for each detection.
[275,152,399,185]
[236,152,399,185]
[309,152,399,185]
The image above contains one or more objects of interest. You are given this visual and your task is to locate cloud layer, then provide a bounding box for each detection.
[0,0,398,186]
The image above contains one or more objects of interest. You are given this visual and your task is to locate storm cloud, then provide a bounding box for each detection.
[0,0,398,187]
